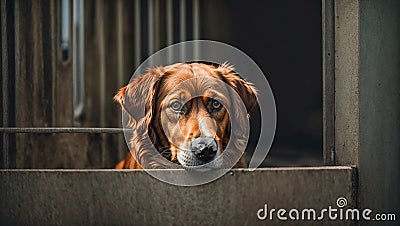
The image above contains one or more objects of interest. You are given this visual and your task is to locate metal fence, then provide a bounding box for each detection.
[1,0,200,169]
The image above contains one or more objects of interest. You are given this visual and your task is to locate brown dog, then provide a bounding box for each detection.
[114,63,257,169]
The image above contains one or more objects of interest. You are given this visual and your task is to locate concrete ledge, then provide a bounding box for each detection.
[0,167,356,225]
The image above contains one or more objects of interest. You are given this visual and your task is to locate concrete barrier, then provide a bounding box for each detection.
[0,167,355,225]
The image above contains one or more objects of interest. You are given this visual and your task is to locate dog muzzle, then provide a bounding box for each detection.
[177,136,219,167]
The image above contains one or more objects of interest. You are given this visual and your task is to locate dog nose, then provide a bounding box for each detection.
[191,137,218,163]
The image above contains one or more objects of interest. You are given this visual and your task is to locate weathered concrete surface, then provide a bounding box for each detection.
[333,0,400,224]
[358,0,400,219]
[334,0,360,166]
[0,167,355,226]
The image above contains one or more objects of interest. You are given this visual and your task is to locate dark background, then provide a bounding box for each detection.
[200,0,322,166]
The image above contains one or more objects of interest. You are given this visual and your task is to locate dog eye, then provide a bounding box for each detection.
[211,99,222,111]
[169,101,183,113]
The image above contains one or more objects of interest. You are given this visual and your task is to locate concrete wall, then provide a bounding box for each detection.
[358,0,400,216]
[333,0,400,222]
[0,167,355,226]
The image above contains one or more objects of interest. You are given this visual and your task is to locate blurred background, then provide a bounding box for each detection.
[1,0,322,168]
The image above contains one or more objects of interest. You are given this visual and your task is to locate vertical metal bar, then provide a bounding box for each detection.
[61,0,70,60]
[192,0,200,60]
[154,0,160,52]
[134,0,141,69]
[51,0,57,127]
[8,0,17,169]
[148,0,154,64]
[96,2,105,127]
[95,1,107,166]
[117,0,124,87]
[2,0,16,169]
[166,0,173,63]
[116,0,125,160]
[322,0,335,165]
[1,0,10,169]
[179,0,186,61]
[54,0,74,127]
[73,0,85,122]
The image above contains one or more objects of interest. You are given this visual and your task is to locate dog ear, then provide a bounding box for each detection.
[114,67,164,128]
[215,63,258,113]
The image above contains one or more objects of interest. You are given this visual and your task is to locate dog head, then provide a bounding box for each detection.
[114,63,257,168]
